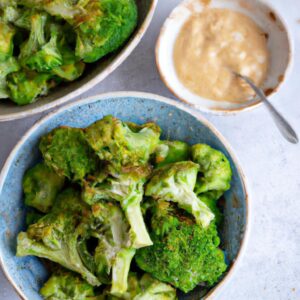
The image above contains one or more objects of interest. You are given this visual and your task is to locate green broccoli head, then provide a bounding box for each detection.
[39,127,99,181]
[6,70,54,105]
[135,201,227,293]
[0,20,15,62]
[191,144,232,195]
[17,188,100,286]
[23,162,65,213]
[74,0,138,63]
[40,270,96,300]
[84,115,161,168]
[145,161,214,228]
[154,140,190,168]
[83,165,153,249]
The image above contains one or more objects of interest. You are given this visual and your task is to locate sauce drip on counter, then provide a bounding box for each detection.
[173,8,269,103]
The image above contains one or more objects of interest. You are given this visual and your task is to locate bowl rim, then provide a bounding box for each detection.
[155,0,294,115]
[0,0,158,122]
[0,91,250,299]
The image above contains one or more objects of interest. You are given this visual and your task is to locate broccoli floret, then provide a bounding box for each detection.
[19,12,63,72]
[154,140,190,167]
[40,270,96,300]
[91,202,136,296]
[20,0,138,63]
[6,70,53,105]
[74,0,138,63]
[83,165,153,249]
[191,144,232,195]
[39,127,99,181]
[0,20,15,62]
[23,162,65,213]
[0,56,20,99]
[84,115,161,168]
[145,161,214,228]
[52,37,85,81]
[17,188,101,286]
[135,202,227,293]
[133,274,177,300]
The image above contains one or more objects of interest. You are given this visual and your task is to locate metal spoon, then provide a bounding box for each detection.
[234,72,298,144]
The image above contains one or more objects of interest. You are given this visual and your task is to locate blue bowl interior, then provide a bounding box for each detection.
[0,95,247,299]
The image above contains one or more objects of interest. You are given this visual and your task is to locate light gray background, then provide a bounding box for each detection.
[1,0,300,299]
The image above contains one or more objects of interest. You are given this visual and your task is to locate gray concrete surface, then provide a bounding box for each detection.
[0,0,300,299]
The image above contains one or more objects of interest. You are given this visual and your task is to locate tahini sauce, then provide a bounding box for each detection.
[173,8,269,103]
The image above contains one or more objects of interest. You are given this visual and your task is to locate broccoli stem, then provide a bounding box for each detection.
[122,199,153,249]
[17,232,100,286]
[110,248,136,297]
[179,187,215,228]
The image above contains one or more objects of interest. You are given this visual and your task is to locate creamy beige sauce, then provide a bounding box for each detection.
[173,8,270,103]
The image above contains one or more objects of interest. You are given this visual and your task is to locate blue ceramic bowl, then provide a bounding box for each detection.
[0,92,249,299]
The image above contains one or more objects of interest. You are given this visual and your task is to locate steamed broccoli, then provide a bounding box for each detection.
[91,201,135,295]
[154,140,190,167]
[135,201,227,293]
[83,165,153,249]
[85,115,161,168]
[0,20,15,62]
[0,56,20,98]
[74,0,138,63]
[191,144,232,195]
[6,70,54,105]
[20,0,138,63]
[16,117,231,298]
[40,270,96,300]
[19,13,64,72]
[52,37,85,81]
[1,0,138,105]
[133,274,177,300]
[39,127,98,181]
[145,161,214,228]
[23,162,65,213]
[17,188,101,286]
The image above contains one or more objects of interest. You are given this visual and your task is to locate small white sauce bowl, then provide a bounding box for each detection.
[156,0,292,114]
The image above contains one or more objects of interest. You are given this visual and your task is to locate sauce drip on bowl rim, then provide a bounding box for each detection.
[173,8,270,103]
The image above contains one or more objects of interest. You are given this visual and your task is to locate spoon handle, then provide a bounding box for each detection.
[237,74,299,144]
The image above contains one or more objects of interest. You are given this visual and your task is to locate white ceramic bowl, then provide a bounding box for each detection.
[156,0,292,114]
[0,0,158,122]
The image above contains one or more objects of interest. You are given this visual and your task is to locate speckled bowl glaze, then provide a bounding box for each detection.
[0,92,249,299]
[156,0,292,114]
[0,0,157,122]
